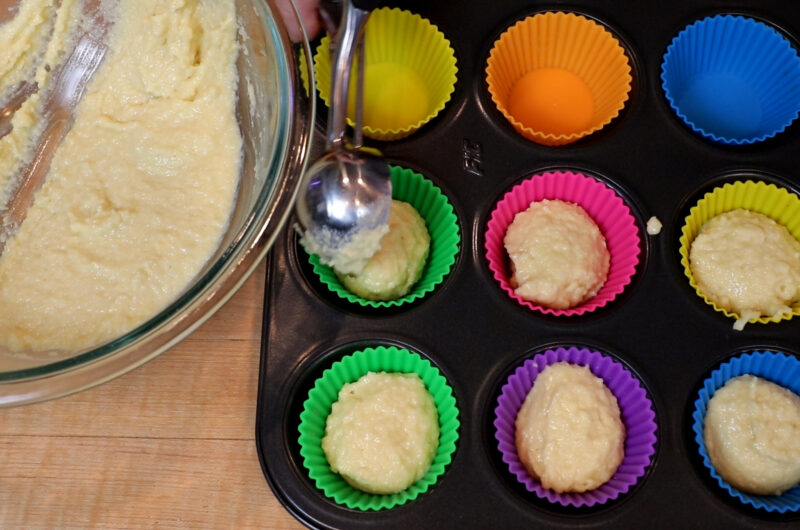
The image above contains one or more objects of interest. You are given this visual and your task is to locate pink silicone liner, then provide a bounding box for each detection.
[484,170,641,316]
[493,346,658,507]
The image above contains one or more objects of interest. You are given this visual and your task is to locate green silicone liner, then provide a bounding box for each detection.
[307,165,460,307]
[298,346,460,511]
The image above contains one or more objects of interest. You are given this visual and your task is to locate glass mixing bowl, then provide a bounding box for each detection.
[0,0,315,406]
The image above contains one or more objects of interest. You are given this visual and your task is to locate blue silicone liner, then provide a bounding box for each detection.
[661,15,800,145]
[692,350,800,512]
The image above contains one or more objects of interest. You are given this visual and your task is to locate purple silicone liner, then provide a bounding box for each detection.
[493,346,658,507]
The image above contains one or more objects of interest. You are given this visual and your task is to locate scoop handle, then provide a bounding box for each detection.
[325,0,370,149]
[350,0,381,10]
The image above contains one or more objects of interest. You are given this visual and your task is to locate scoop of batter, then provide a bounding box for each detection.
[690,209,800,325]
[504,199,609,309]
[335,200,430,300]
[515,362,625,493]
[322,371,439,494]
[704,375,800,495]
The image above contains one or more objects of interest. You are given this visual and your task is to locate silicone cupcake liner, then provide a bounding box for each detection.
[692,350,800,512]
[661,15,800,145]
[308,165,460,308]
[298,47,310,98]
[315,8,458,140]
[679,179,800,325]
[486,11,632,146]
[298,346,460,511]
[485,170,641,316]
[493,346,657,507]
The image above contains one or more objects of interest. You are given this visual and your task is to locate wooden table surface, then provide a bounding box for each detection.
[0,261,303,529]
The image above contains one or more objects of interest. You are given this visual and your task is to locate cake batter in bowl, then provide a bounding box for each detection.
[0,0,315,405]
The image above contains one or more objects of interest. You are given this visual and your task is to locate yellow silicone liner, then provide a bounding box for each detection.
[679,180,800,325]
[298,47,310,97]
[486,11,632,146]
[314,7,458,141]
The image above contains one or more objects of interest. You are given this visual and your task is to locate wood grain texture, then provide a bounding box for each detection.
[0,437,298,529]
[0,261,303,529]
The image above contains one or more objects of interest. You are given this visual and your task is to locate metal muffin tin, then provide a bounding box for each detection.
[256,0,800,527]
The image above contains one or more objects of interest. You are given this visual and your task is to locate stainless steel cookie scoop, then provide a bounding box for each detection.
[295,0,391,273]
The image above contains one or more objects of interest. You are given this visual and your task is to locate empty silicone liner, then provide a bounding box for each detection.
[298,345,460,511]
[661,15,800,145]
[485,170,641,316]
[485,11,632,146]
[307,165,460,308]
[314,7,458,141]
[692,350,800,513]
[494,346,657,507]
[678,179,800,326]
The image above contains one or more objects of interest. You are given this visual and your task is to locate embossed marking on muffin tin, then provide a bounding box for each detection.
[257,1,800,528]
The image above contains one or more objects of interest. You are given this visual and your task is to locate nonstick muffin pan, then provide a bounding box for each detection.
[256,0,800,527]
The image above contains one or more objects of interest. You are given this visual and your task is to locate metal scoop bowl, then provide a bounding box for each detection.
[295,0,391,268]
